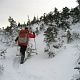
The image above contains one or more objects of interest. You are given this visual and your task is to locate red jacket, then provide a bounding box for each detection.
[15,30,35,46]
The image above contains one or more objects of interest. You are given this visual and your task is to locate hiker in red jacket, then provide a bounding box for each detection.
[15,27,36,64]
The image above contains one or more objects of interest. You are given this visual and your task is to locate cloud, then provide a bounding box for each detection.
[0,0,78,28]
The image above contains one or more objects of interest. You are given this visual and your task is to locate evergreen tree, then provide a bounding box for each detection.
[6,16,17,35]
[44,25,58,43]
[31,16,37,25]
[27,16,31,26]
[47,12,53,25]
[67,30,72,43]
[18,22,21,27]
[40,24,44,31]
[77,0,80,7]
[70,7,80,24]
[53,8,60,27]
[5,26,11,33]
[36,16,40,24]
[8,16,17,28]
[59,7,70,30]
[59,20,70,31]
[35,27,39,35]
[39,16,43,21]
[43,13,48,24]
[61,7,70,20]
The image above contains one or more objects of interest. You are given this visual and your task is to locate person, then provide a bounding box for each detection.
[67,30,71,43]
[15,27,36,64]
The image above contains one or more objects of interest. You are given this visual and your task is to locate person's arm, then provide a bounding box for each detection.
[15,37,18,42]
[28,32,35,38]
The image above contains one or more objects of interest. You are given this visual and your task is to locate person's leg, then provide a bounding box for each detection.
[20,46,23,64]
[20,46,27,64]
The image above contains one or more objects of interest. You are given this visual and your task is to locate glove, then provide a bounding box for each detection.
[15,37,18,42]
[33,32,35,34]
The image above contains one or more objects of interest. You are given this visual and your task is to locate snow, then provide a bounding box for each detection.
[0,23,80,80]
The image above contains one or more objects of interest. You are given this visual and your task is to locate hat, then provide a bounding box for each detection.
[25,27,28,29]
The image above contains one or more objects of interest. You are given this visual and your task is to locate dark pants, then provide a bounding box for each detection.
[19,45,27,63]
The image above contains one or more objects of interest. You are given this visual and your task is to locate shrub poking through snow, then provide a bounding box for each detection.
[0,49,7,59]
[0,65,4,75]
[48,51,55,58]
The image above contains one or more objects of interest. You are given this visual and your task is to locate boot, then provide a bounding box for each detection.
[20,55,24,64]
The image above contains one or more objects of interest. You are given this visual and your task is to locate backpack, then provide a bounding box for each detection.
[18,30,28,43]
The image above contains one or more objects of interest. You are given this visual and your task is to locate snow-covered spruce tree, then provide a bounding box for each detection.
[53,7,60,28]
[7,16,17,35]
[61,7,70,20]
[26,16,31,26]
[46,11,54,25]
[77,0,80,7]
[3,17,18,46]
[35,27,39,35]
[44,25,58,57]
[43,13,48,25]
[17,22,21,27]
[27,20,31,26]
[59,7,70,31]
[40,23,45,31]
[70,7,80,24]
[77,0,80,22]
[30,16,37,25]
[17,22,23,29]
[66,30,72,43]
[59,20,70,31]
[36,16,40,24]
[44,25,58,43]
[4,26,11,33]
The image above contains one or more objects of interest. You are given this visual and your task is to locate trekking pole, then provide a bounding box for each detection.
[34,38,37,55]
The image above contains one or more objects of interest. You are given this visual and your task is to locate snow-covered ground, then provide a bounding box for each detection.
[0,23,80,80]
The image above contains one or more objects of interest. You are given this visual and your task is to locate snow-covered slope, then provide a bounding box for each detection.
[0,23,80,80]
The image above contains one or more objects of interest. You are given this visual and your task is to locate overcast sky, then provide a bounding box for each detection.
[0,0,78,28]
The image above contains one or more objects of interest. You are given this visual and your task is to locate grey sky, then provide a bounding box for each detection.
[0,0,78,28]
